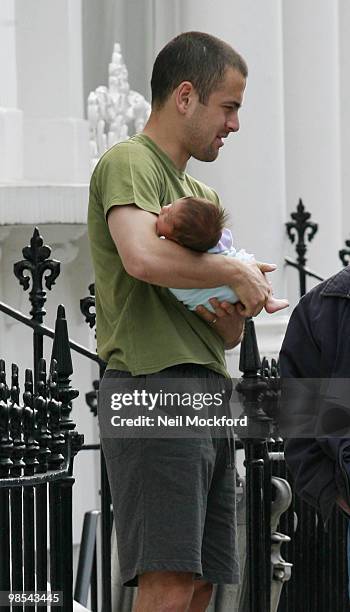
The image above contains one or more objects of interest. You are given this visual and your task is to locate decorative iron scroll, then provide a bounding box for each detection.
[13,227,60,323]
[285,199,318,296]
[80,283,96,329]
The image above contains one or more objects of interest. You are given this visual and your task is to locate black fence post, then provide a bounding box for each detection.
[13,227,60,390]
[0,360,12,612]
[285,199,318,296]
[74,510,100,608]
[23,369,38,598]
[236,318,273,612]
[9,364,25,611]
[35,359,51,609]
[50,304,83,612]
[100,445,112,612]
[80,282,112,612]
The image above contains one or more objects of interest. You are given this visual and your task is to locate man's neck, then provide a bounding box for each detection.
[142,120,189,171]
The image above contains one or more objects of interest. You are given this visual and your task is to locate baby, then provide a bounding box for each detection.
[155,196,288,314]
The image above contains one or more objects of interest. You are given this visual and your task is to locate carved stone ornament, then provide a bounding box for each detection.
[87,43,151,171]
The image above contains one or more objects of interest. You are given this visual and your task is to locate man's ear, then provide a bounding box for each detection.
[175,81,196,114]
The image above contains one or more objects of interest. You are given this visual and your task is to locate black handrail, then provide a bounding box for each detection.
[0,300,101,364]
[284,257,324,283]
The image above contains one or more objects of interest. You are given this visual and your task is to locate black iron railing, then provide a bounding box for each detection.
[0,303,83,612]
[0,228,110,612]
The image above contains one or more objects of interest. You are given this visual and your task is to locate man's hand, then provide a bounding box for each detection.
[196,299,245,349]
[232,260,277,318]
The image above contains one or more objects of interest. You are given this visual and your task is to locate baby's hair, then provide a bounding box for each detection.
[172,197,229,251]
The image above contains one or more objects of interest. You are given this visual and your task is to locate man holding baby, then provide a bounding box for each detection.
[88,31,277,612]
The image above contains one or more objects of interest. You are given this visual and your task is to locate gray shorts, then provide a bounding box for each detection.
[99,364,240,587]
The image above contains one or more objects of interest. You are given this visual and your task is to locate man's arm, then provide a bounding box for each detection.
[108,204,275,317]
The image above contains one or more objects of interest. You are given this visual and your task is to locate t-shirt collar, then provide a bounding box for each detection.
[133,133,186,180]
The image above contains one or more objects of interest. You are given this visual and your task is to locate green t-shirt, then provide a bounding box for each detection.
[88,133,229,376]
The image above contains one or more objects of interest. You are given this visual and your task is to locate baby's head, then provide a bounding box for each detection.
[156,196,228,252]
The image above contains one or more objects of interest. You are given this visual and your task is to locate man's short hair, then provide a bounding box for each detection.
[151,31,248,109]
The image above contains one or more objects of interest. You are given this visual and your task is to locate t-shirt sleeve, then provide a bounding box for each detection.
[95,144,162,218]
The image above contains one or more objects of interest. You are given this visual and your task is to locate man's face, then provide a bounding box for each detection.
[184,67,246,162]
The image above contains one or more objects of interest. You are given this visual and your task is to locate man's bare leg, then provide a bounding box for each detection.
[188,580,213,611]
[133,572,213,612]
[133,571,195,612]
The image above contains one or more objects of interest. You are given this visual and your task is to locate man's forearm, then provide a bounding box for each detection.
[134,238,245,289]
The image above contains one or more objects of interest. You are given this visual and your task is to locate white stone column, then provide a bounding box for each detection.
[339,0,350,251]
[150,0,182,58]
[283,0,342,288]
[173,0,289,370]
[0,0,23,181]
[15,0,89,182]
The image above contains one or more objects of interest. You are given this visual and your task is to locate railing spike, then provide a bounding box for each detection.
[51,305,73,379]
[239,318,262,375]
[51,305,78,434]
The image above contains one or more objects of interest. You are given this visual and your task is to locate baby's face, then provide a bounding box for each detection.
[156,199,184,239]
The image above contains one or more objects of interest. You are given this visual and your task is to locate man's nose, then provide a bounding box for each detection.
[226,114,240,133]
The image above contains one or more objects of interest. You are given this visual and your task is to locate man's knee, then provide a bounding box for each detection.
[135,571,195,612]
[194,580,213,596]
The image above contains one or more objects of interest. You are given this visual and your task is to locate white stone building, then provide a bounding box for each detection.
[0,0,349,575]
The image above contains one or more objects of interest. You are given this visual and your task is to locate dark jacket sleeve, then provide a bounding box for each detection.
[279,296,338,522]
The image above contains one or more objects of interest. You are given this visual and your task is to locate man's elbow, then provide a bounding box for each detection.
[123,252,152,282]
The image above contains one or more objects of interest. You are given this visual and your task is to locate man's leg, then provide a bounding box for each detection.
[189,580,214,611]
[99,367,235,609]
[133,571,194,612]
[133,572,213,612]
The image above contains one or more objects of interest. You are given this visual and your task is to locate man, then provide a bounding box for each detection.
[89,32,274,612]
[279,266,350,523]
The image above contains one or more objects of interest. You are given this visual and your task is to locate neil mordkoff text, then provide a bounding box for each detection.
[110,415,248,427]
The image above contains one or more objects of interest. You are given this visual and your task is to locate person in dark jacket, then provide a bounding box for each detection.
[279,265,350,523]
